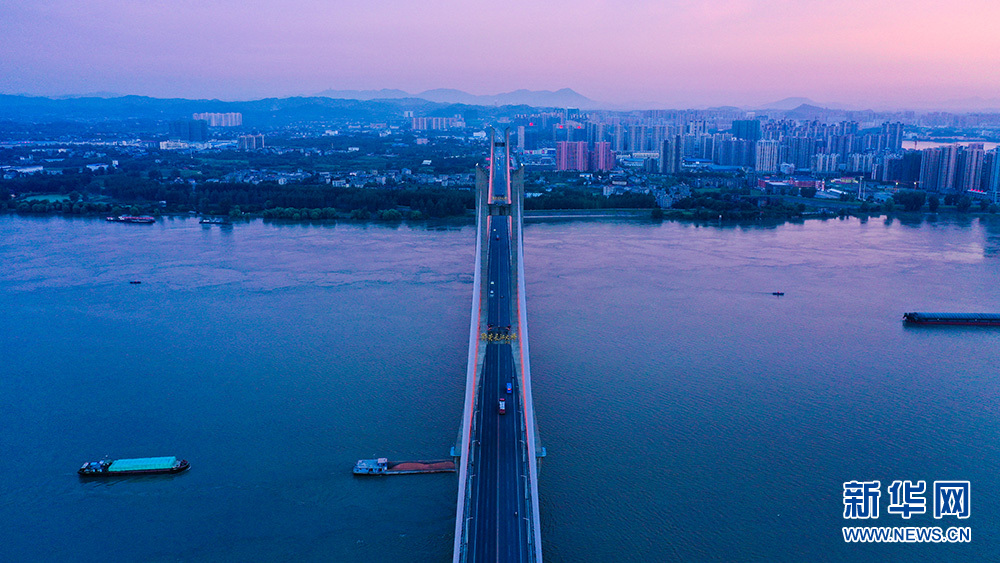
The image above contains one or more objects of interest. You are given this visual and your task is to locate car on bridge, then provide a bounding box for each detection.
[506,382,512,394]
[498,398,506,414]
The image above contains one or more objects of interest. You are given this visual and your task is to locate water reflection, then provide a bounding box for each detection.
[982,217,1000,258]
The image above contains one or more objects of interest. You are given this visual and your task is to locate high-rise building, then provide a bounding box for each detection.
[785,136,817,170]
[956,143,985,193]
[192,112,243,127]
[586,122,606,146]
[629,124,649,152]
[848,153,877,174]
[919,147,944,191]
[556,141,589,171]
[687,120,707,136]
[985,149,1000,202]
[811,153,839,174]
[825,134,854,159]
[412,116,462,130]
[731,119,762,141]
[937,145,959,192]
[169,119,208,142]
[590,142,616,172]
[919,145,958,192]
[881,122,904,152]
[715,138,755,167]
[755,140,779,173]
[882,151,922,187]
[612,122,626,153]
[237,134,265,150]
[660,135,683,174]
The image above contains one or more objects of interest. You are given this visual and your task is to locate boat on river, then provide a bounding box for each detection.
[903,312,1000,326]
[106,215,155,224]
[78,456,189,476]
[353,457,455,475]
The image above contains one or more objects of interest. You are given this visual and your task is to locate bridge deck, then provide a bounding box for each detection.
[455,130,540,563]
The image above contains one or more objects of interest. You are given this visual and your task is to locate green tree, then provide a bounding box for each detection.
[882,198,895,213]
[895,190,926,212]
[800,186,817,198]
[928,195,940,212]
[956,195,972,212]
[68,190,81,203]
[377,209,403,221]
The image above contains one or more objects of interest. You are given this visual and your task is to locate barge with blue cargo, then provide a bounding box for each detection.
[353,457,455,475]
[78,456,189,476]
[903,312,1000,327]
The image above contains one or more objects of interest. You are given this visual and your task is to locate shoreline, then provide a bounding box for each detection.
[4,206,998,228]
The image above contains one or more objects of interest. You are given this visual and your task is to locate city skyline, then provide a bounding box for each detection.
[3,0,1000,110]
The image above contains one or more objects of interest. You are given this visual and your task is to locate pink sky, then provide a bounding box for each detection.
[2,0,999,108]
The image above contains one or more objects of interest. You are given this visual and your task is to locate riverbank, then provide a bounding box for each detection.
[5,199,999,227]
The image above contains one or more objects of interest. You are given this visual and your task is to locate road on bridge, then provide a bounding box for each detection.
[467,213,531,562]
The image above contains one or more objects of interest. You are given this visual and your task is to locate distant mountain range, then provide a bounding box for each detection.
[2,91,998,127]
[757,97,853,111]
[315,87,599,108]
[0,94,446,124]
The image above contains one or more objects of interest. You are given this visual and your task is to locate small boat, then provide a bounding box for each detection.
[106,215,155,224]
[129,280,142,285]
[78,456,190,476]
[199,217,232,225]
[772,292,785,296]
[353,457,455,475]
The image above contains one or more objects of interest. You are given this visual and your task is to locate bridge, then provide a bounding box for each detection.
[452,129,544,562]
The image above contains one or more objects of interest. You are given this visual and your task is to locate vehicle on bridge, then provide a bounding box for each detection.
[498,398,506,414]
[507,382,512,394]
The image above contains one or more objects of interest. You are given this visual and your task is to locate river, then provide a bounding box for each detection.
[1,214,998,561]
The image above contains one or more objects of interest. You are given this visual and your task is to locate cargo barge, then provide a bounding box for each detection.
[78,456,190,476]
[106,215,155,224]
[903,312,1000,326]
[353,457,455,475]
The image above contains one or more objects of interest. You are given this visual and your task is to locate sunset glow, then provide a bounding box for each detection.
[2,0,999,108]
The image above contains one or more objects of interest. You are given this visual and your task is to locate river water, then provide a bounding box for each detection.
[2,214,999,562]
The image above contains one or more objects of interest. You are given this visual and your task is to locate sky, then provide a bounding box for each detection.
[2,0,1000,109]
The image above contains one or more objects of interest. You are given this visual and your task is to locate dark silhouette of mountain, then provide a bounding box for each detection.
[0,94,443,124]
[760,97,819,110]
[53,91,125,99]
[313,88,411,100]
[784,104,837,119]
[416,88,482,104]
[492,88,596,108]
[760,96,853,111]
[0,94,555,127]
[315,87,598,108]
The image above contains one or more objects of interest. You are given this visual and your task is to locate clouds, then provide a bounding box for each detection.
[1,0,998,107]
